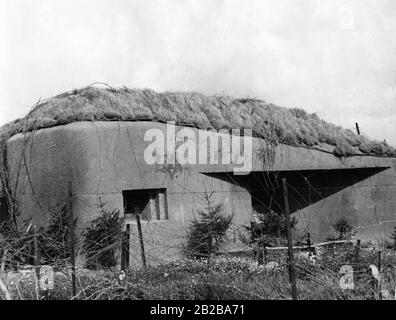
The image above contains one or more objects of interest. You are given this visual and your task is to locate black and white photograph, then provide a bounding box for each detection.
[0,0,396,309]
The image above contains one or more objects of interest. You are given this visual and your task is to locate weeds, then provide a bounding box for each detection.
[3,254,394,300]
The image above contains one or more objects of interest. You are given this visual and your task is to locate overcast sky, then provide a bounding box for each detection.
[1,0,396,144]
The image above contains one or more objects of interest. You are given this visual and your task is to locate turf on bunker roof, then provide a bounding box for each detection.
[0,85,395,158]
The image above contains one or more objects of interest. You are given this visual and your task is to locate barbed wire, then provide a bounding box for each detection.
[1,163,396,300]
[0,225,395,300]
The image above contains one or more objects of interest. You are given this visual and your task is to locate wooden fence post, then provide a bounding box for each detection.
[263,247,268,265]
[378,250,382,300]
[135,208,147,269]
[307,232,313,256]
[355,239,361,263]
[121,224,130,270]
[282,178,298,300]
[33,225,39,272]
[1,249,8,274]
[355,123,361,135]
[32,225,40,300]
[68,182,77,297]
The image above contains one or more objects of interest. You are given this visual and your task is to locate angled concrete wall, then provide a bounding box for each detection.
[293,165,396,243]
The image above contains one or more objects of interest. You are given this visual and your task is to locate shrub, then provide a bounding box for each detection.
[82,207,126,270]
[290,108,309,120]
[333,141,357,157]
[184,193,233,259]
[0,217,36,267]
[359,141,396,156]
[0,203,75,270]
[244,209,297,248]
[39,205,73,266]
[332,217,355,240]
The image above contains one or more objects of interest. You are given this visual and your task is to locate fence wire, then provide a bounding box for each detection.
[0,216,395,300]
[1,175,396,300]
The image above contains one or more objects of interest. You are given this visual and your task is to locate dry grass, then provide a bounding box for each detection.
[2,255,394,300]
[0,85,395,157]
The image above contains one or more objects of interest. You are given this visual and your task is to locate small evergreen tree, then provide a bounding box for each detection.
[184,192,233,260]
[83,206,125,270]
[245,209,298,248]
[333,217,355,240]
[39,205,73,264]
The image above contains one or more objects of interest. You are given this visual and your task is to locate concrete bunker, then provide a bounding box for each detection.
[0,86,395,267]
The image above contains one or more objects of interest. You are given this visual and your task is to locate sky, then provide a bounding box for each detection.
[1,0,396,144]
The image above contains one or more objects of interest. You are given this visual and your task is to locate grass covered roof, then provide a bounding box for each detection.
[1,85,395,157]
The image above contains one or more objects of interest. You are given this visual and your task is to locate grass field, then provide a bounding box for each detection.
[1,249,395,300]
